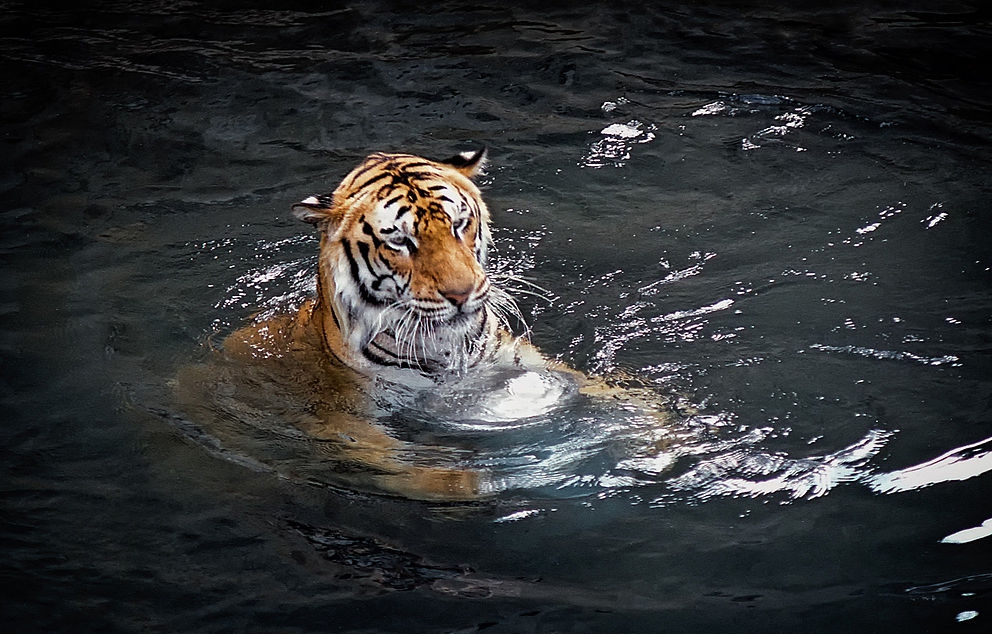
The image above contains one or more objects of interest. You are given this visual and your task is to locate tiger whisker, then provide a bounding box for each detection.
[387,303,417,363]
[400,309,421,363]
[488,286,529,325]
[500,285,555,302]
[489,273,555,303]
[370,299,407,339]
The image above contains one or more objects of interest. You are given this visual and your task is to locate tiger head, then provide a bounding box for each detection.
[293,149,511,373]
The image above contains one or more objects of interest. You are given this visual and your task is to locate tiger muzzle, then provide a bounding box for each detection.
[440,286,473,308]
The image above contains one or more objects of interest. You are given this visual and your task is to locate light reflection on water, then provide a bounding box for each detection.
[582,117,658,169]
[870,435,992,495]
[209,234,316,326]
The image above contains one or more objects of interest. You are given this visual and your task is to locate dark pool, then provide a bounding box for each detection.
[3,1,992,631]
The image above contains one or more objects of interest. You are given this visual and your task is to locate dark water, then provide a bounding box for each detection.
[3,1,992,631]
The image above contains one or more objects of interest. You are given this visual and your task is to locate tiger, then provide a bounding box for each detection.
[284,148,540,377]
[211,148,670,500]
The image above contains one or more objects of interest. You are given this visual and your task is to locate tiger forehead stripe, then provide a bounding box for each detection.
[345,171,390,199]
[348,165,447,202]
[342,155,415,197]
[341,154,389,182]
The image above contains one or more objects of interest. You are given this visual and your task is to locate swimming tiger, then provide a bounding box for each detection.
[209,149,670,500]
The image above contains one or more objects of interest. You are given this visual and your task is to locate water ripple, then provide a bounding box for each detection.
[808,343,960,367]
[663,428,892,504]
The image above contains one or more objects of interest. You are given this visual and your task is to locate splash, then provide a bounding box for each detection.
[689,94,843,153]
[581,117,657,169]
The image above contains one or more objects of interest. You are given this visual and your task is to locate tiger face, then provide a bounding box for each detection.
[293,149,510,373]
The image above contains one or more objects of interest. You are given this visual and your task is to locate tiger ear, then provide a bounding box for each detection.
[292,194,338,228]
[439,147,488,179]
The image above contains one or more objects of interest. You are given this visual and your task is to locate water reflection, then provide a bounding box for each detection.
[210,234,316,324]
[662,428,892,503]
[869,435,992,495]
[689,93,841,153]
[809,343,960,367]
[581,99,658,168]
[941,518,992,545]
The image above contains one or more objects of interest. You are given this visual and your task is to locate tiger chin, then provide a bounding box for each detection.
[213,149,668,501]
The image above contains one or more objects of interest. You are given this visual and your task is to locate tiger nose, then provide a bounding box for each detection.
[440,287,473,307]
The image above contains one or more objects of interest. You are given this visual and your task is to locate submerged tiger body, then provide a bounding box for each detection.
[212,149,669,500]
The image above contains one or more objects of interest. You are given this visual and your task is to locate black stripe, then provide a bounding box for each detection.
[355,240,396,295]
[403,171,445,182]
[346,171,390,199]
[316,275,343,331]
[362,344,421,370]
[361,221,383,248]
[348,154,390,178]
[469,310,489,364]
[356,240,377,276]
[341,238,361,285]
[396,161,433,171]
[368,338,403,360]
[327,303,341,330]
[341,238,388,306]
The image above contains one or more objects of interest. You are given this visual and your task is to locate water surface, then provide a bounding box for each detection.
[3,1,992,632]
